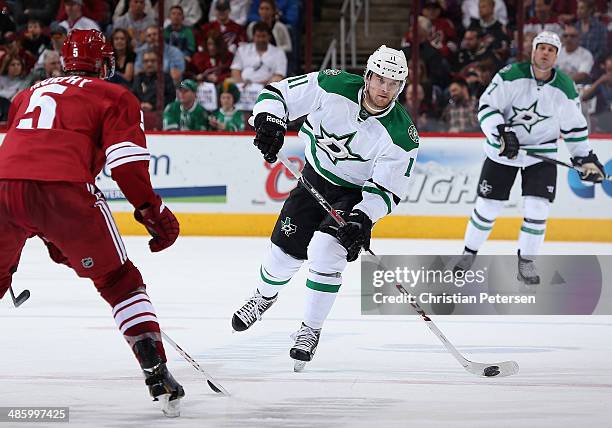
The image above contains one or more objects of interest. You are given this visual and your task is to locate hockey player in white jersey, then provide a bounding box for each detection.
[455,31,606,289]
[231,46,419,370]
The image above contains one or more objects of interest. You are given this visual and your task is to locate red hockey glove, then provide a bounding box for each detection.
[134,195,180,252]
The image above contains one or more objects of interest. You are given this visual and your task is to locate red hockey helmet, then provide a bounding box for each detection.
[61,29,115,78]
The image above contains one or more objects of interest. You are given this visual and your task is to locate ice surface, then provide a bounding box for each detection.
[2,237,611,427]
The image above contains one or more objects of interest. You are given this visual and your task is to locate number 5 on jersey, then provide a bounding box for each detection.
[16,84,68,130]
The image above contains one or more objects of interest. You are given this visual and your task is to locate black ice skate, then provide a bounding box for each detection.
[134,338,185,418]
[232,290,278,332]
[453,247,477,273]
[517,250,540,293]
[290,323,321,372]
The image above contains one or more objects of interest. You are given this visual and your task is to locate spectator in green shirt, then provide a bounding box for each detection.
[164,5,196,60]
[209,80,244,131]
[163,79,210,131]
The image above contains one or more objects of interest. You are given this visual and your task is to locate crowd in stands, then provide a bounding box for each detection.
[1,0,612,133]
[400,0,612,133]
[0,0,299,130]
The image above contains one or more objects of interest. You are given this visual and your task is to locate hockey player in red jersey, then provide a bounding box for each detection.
[0,30,184,417]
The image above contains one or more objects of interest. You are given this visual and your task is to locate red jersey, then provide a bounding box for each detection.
[0,75,149,183]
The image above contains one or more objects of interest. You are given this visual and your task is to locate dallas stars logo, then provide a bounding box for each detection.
[280,217,297,237]
[314,124,367,165]
[508,101,550,133]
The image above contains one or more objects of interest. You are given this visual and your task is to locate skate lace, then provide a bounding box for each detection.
[291,325,320,351]
[236,292,271,324]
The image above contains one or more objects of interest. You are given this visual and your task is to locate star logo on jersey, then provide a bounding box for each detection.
[479,179,493,196]
[314,124,366,165]
[280,217,297,237]
[508,101,550,133]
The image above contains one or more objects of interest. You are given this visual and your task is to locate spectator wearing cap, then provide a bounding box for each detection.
[441,78,479,133]
[34,22,66,69]
[468,0,510,56]
[199,0,247,54]
[209,80,244,131]
[132,49,176,112]
[164,5,196,59]
[558,24,594,84]
[59,0,101,33]
[410,1,457,59]
[575,0,607,63]
[231,21,287,85]
[523,0,562,36]
[12,0,60,29]
[20,18,51,62]
[209,0,251,26]
[461,0,507,29]
[135,25,185,84]
[188,31,233,84]
[247,0,292,54]
[113,0,157,50]
[163,79,210,131]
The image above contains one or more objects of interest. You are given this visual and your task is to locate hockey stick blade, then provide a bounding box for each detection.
[9,287,30,307]
[161,331,230,396]
[396,284,519,378]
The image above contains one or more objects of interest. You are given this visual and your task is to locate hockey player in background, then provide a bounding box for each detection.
[0,30,184,417]
[455,31,606,289]
[231,46,419,370]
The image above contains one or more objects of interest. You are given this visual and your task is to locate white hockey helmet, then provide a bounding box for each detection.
[364,45,408,101]
[532,31,561,53]
[365,45,408,81]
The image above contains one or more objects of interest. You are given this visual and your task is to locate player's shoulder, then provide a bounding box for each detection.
[549,69,579,100]
[88,78,141,106]
[375,102,419,153]
[497,62,532,82]
[316,69,363,103]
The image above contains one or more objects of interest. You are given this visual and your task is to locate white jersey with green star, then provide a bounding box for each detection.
[252,70,419,223]
[478,62,592,167]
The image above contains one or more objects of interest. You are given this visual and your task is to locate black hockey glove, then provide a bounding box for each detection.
[253,113,287,163]
[571,151,606,183]
[496,124,520,159]
[336,209,373,262]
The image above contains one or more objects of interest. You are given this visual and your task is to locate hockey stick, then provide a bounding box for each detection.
[161,331,230,396]
[276,151,520,378]
[524,151,612,181]
[8,286,30,307]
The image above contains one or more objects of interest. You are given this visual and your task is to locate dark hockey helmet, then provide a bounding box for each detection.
[61,29,115,79]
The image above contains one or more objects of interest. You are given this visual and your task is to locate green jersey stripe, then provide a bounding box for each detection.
[256,92,288,112]
[288,80,308,89]
[363,184,392,214]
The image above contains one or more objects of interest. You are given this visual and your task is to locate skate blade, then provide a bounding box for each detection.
[293,360,306,372]
[158,394,181,418]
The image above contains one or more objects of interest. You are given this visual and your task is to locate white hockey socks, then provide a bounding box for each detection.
[257,242,303,298]
[518,196,549,258]
[303,232,347,329]
[464,197,504,252]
